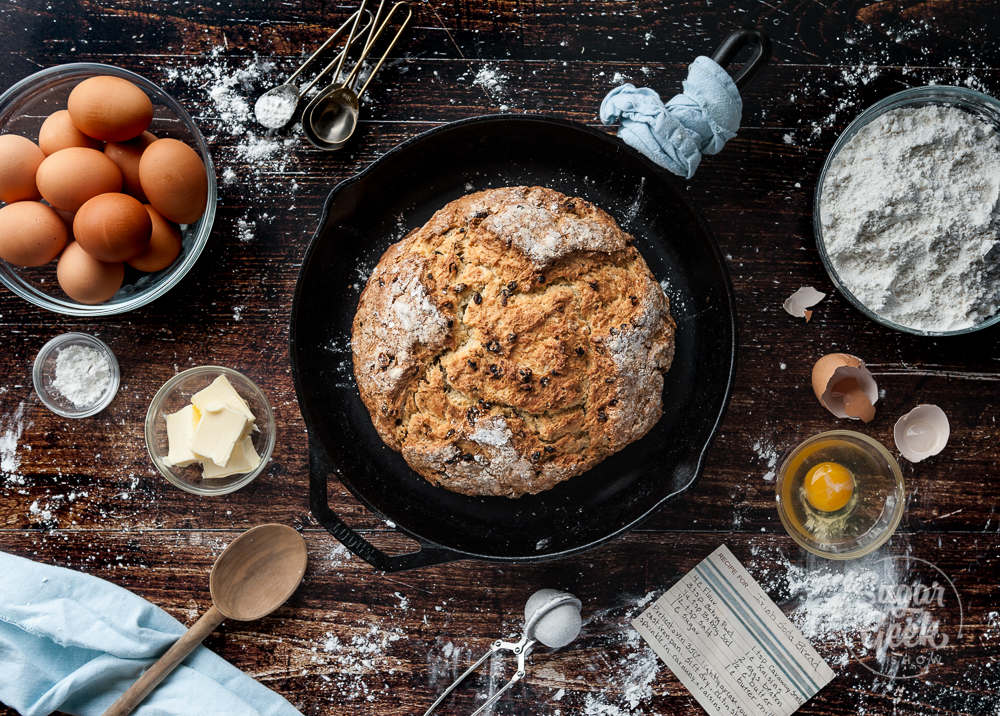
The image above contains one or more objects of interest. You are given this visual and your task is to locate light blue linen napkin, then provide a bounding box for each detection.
[599,56,742,179]
[0,551,303,716]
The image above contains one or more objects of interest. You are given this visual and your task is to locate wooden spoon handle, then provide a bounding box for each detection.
[102,605,225,716]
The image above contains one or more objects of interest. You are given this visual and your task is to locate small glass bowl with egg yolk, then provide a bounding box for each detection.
[775,430,905,560]
[145,366,275,496]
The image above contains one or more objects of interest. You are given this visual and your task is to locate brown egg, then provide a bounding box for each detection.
[0,134,44,203]
[73,193,152,262]
[104,131,156,199]
[67,75,153,142]
[54,208,76,227]
[128,205,182,272]
[56,241,124,304]
[138,138,208,224]
[38,110,102,154]
[35,147,122,212]
[0,201,68,266]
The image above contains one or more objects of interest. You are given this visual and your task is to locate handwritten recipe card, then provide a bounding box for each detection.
[633,545,834,716]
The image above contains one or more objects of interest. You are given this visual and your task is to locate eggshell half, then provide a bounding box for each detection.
[0,134,44,203]
[67,76,153,142]
[0,201,68,266]
[894,404,949,463]
[783,286,826,321]
[56,241,124,304]
[38,110,102,154]
[811,353,879,422]
[35,147,123,212]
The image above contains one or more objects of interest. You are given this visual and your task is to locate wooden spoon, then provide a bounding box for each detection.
[103,524,308,716]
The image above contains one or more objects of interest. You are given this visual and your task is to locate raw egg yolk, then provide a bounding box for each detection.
[804,461,854,512]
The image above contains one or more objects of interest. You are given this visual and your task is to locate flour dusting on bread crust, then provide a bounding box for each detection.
[482,193,624,266]
[352,186,675,497]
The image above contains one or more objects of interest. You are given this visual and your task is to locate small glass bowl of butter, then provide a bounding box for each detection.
[145,366,275,495]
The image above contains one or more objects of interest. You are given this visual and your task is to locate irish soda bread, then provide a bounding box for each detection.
[351,186,675,497]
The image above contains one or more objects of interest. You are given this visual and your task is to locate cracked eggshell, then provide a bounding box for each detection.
[894,404,949,462]
[783,286,826,321]
[811,353,879,422]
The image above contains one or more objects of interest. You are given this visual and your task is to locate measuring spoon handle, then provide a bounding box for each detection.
[102,605,226,716]
[356,2,413,99]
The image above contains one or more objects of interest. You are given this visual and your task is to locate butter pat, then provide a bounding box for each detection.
[161,373,262,479]
[192,375,255,421]
[201,436,261,478]
[163,404,201,467]
[191,405,250,467]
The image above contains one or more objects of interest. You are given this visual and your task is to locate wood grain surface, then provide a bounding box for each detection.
[1,1,999,714]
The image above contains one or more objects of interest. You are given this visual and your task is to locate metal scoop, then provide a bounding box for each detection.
[253,8,373,129]
[424,589,582,716]
[302,0,412,150]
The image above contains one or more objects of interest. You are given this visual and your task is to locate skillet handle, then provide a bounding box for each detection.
[308,440,462,572]
[710,29,771,89]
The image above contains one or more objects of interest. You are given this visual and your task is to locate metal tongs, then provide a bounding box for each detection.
[424,590,582,716]
[253,9,374,129]
[301,0,412,150]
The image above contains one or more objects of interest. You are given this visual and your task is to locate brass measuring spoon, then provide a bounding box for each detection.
[253,8,373,129]
[302,0,412,150]
[102,524,308,716]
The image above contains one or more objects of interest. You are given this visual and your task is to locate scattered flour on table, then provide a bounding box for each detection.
[162,46,299,243]
[327,543,352,571]
[783,556,897,668]
[0,401,27,485]
[752,438,779,482]
[469,63,511,109]
[775,14,998,148]
[163,48,295,169]
[317,624,406,701]
[577,592,663,715]
[819,105,1000,331]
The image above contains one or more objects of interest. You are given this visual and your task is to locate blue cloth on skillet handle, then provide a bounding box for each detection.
[599,56,742,180]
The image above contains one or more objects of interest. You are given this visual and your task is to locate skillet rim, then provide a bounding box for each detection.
[290,113,738,562]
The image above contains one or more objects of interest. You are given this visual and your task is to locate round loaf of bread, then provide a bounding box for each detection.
[351,186,675,497]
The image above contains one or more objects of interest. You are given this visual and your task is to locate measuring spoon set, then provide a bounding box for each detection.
[253,0,412,150]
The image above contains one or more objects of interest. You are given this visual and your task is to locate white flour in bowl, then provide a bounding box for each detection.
[819,103,1000,332]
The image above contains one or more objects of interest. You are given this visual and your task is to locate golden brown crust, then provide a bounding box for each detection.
[351,186,675,497]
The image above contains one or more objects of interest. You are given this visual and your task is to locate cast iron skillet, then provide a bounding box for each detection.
[291,31,769,571]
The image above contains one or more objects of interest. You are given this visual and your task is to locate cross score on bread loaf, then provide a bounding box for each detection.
[351,186,676,498]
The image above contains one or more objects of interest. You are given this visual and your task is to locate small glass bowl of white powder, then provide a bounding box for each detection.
[815,85,1000,336]
[32,333,120,418]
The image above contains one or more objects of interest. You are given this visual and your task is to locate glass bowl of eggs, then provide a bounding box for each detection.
[775,430,905,560]
[0,62,216,316]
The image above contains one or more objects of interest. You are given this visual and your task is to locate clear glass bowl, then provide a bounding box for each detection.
[813,85,1000,336]
[32,332,120,418]
[0,63,217,316]
[776,430,905,560]
[145,367,275,496]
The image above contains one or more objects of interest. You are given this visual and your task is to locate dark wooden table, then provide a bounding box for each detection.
[2,1,1000,714]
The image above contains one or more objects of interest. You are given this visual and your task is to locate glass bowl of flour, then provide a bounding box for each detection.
[815,85,1000,336]
[33,333,120,418]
